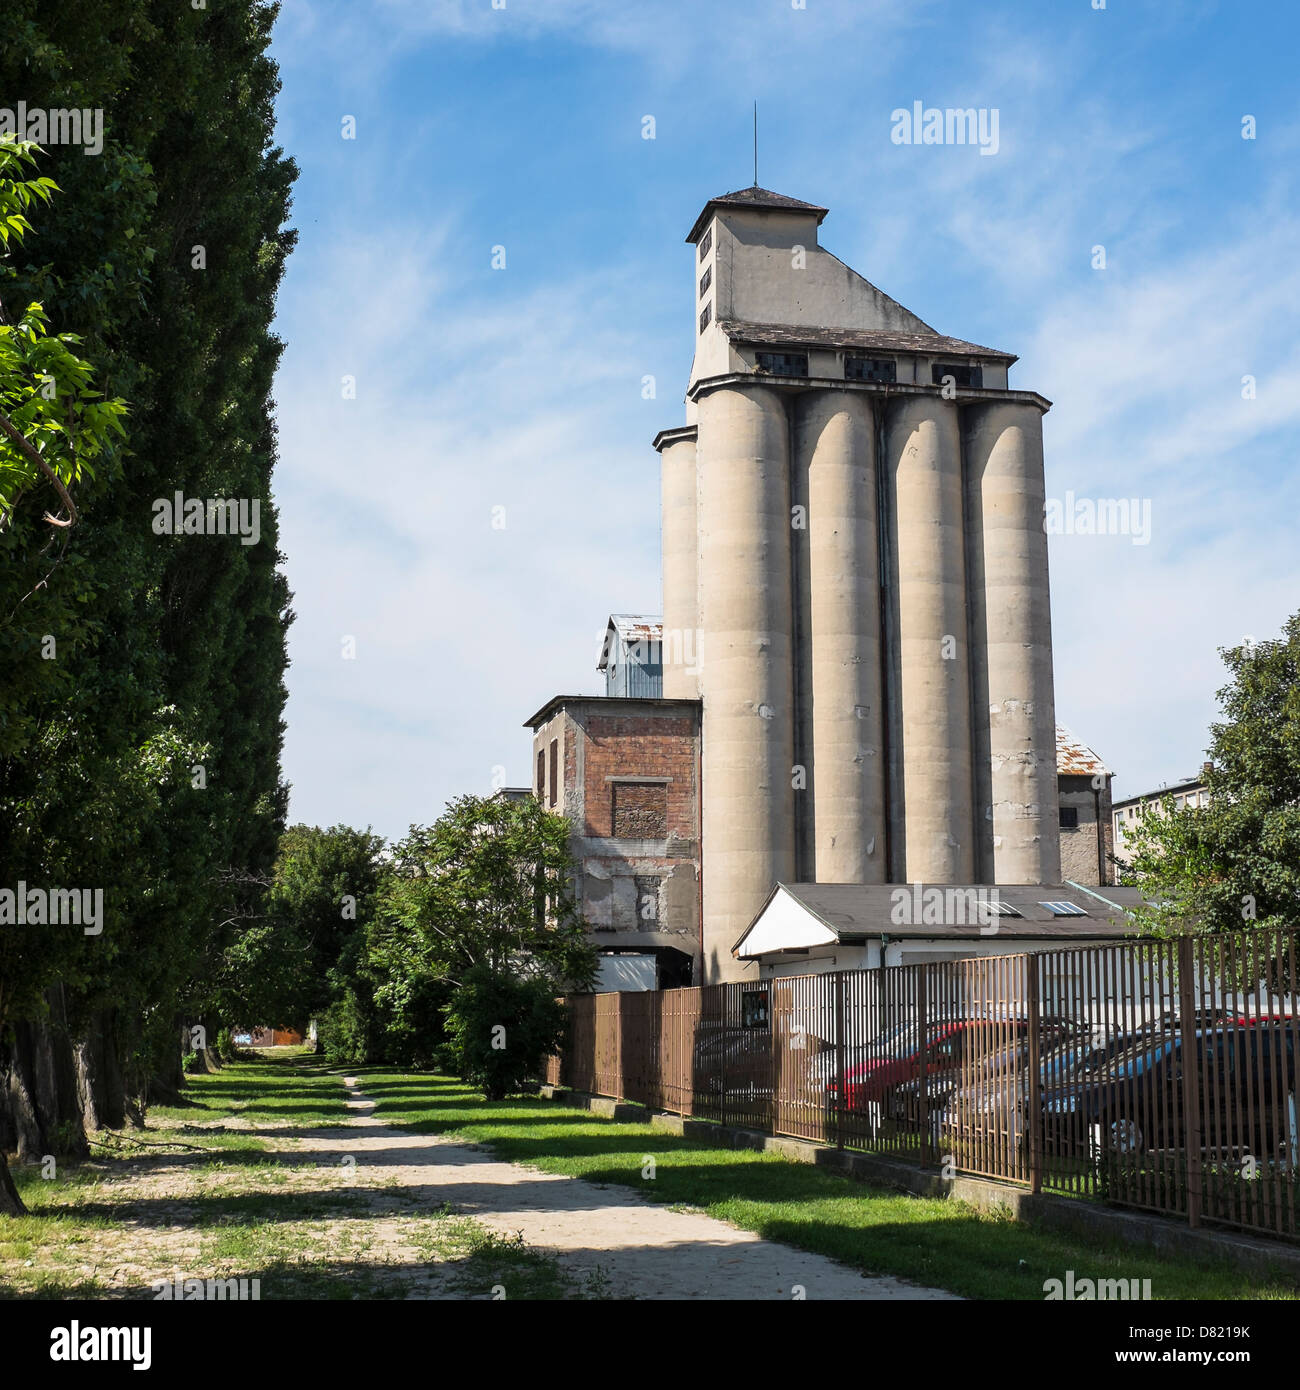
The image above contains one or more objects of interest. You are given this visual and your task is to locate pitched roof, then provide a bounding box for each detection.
[718,319,1016,363]
[1056,724,1111,778]
[734,882,1145,956]
[597,614,663,671]
[687,186,829,243]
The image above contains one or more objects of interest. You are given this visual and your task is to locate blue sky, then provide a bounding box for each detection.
[267,0,1300,842]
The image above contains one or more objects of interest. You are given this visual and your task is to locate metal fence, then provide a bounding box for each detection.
[543,930,1300,1242]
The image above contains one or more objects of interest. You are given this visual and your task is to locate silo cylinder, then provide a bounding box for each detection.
[696,385,796,981]
[795,391,886,883]
[963,400,1061,884]
[884,394,975,883]
[659,433,699,699]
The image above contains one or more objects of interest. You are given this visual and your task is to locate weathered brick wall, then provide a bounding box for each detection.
[581,713,698,840]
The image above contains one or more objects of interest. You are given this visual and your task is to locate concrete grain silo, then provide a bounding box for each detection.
[653,186,1060,982]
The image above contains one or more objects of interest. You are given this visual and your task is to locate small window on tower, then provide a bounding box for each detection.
[755,352,808,377]
[536,749,545,800]
[1059,806,1079,830]
[931,361,983,389]
[699,302,712,334]
[698,227,712,261]
[845,356,896,383]
[699,266,712,298]
[548,739,558,809]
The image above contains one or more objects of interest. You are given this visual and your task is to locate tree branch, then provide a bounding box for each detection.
[0,407,78,526]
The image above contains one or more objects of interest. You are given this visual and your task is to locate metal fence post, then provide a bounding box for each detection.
[917,966,929,1169]
[719,986,728,1131]
[834,971,845,1150]
[1027,957,1043,1194]
[1178,935,1203,1229]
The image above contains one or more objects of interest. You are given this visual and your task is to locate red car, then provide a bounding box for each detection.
[826,1017,1033,1111]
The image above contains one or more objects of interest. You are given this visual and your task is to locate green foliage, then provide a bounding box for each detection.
[378,794,597,992]
[216,824,387,1031]
[263,799,594,1073]
[0,138,128,527]
[316,992,373,1069]
[441,964,568,1101]
[0,2,296,1115]
[1125,611,1300,942]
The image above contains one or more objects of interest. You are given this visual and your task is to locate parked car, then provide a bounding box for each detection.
[821,1016,1039,1112]
[1041,1023,1300,1157]
[937,1031,1129,1154]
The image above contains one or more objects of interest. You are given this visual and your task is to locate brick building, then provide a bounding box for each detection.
[525,692,701,988]
[1055,726,1115,886]
[525,621,1120,986]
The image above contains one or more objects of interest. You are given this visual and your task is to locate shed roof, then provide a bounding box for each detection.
[734,882,1145,957]
[1056,725,1111,778]
[597,614,664,671]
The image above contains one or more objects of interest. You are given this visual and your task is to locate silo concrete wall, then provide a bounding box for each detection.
[659,434,699,699]
[963,400,1061,884]
[884,395,975,882]
[696,385,796,981]
[796,391,886,883]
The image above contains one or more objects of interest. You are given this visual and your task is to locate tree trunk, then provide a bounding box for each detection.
[0,1151,24,1216]
[0,996,90,1161]
[78,1009,126,1131]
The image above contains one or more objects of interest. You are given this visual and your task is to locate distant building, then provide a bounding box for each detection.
[525,688,700,989]
[734,882,1144,975]
[1055,726,1115,886]
[598,615,663,698]
[520,183,1124,987]
[1111,766,1213,872]
[491,786,534,805]
[246,1027,303,1047]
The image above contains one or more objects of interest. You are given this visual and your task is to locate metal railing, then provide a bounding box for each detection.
[544,929,1300,1241]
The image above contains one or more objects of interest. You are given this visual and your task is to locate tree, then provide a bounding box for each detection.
[371,795,596,1092]
[0,139,132,1215]
[378,795,596,991]
[0,139,127,533]
[0,1,295,1212]
[217,824,387,1032]
[1124,613,1300,947]
[442,966,569,1102]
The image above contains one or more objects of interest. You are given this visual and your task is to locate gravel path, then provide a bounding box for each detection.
[315,1077,958,1302]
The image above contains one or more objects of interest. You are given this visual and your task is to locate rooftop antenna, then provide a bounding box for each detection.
[753,101,758,186]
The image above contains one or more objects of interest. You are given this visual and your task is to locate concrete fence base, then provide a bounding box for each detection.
[536,1084,1300,1284]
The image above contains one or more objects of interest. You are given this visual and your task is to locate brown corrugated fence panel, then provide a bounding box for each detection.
[538,929,1300,1241]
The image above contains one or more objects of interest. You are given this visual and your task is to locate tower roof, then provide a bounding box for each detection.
[686,186,829,244]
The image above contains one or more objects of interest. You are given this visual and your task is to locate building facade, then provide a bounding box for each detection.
[655,186,1061,981]
[1056,726,1115,886]
[525,693,700,988]
[1111,767,1212,873]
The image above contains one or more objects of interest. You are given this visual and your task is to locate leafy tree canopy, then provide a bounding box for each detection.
[1124,612,1300,940]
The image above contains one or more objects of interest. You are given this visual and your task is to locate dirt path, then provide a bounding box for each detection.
[318,1077,957,1301]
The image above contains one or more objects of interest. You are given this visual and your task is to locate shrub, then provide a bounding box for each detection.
[317,992,372,1067]
[442,965,568,1101]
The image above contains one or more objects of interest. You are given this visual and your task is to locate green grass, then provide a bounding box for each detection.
[149,1052,352,1131]
[2,1056,598,1300]
[357,1070,1300,1302]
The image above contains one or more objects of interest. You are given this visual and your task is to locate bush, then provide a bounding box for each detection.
[181,1050,201,1075]
[317,991,372,1067]
[215,1027,241,1063]
[442,965,567,1101]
